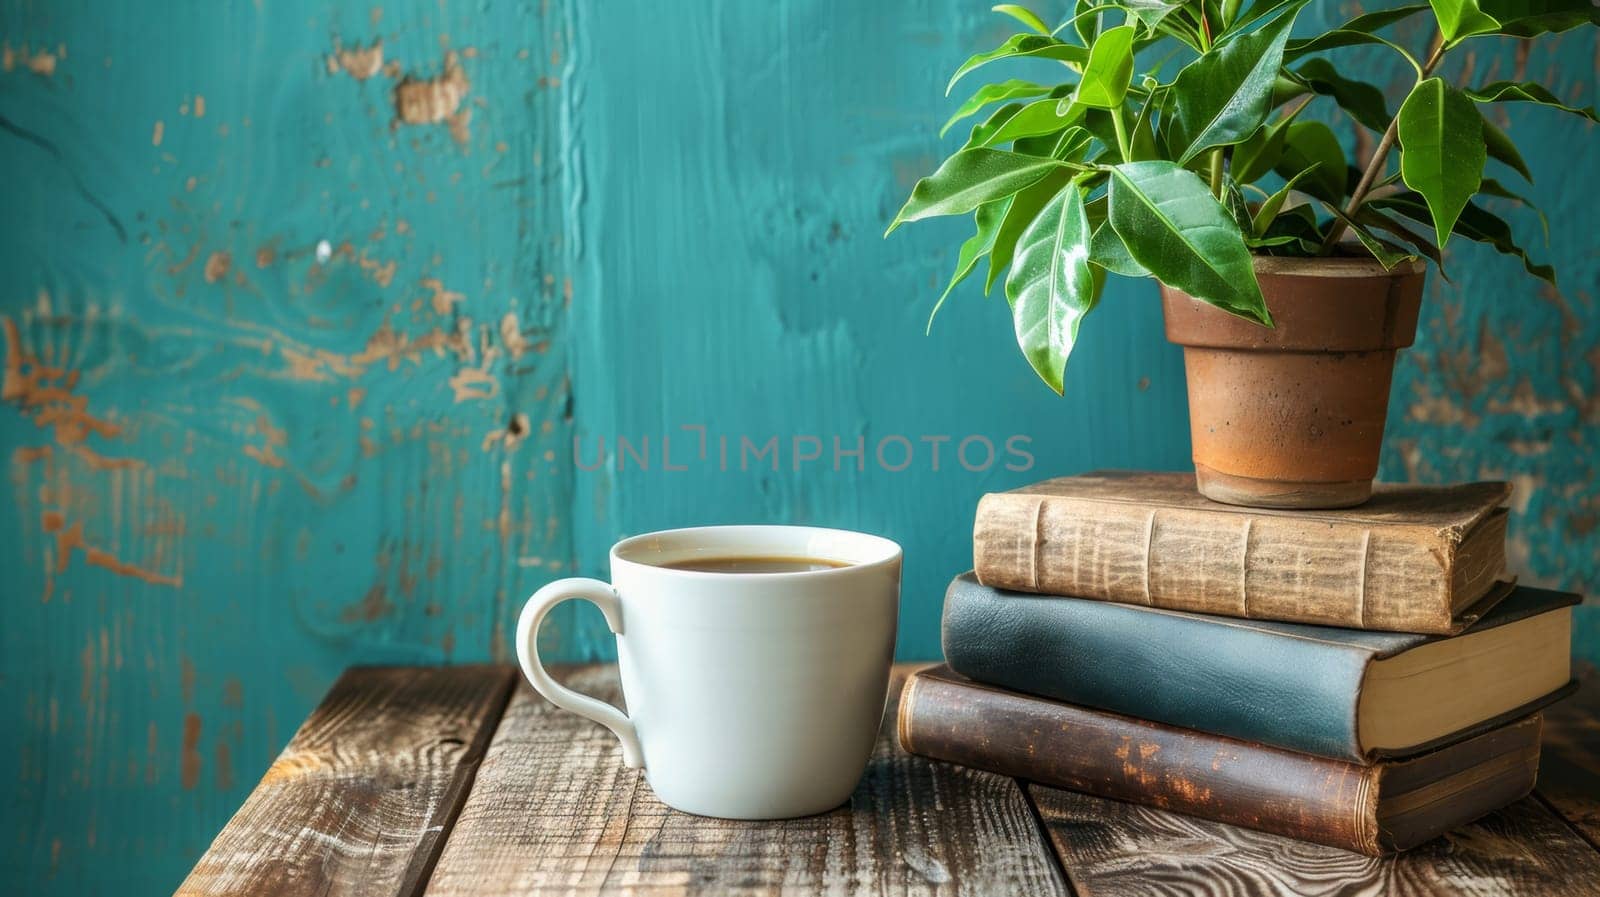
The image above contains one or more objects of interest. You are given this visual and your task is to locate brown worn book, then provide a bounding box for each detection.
[899,666,1543,855]
[972,470,1511,633]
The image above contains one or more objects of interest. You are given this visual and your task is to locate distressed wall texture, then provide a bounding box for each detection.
[1,1,1596,894]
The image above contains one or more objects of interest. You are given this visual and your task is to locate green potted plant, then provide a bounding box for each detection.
[887,0,1596,508]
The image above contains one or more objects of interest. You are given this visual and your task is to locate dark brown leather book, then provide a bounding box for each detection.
[898,666,1542,855]
[973,470,1511,633]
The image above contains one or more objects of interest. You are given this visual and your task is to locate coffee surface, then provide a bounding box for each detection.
[659,555,850,574]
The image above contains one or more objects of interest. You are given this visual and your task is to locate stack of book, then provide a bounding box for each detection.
[898,471,1578,854]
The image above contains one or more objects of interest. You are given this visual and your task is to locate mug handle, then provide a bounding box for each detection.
[515,577,643,768]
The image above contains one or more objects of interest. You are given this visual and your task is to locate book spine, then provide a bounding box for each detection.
[972,491,1460,633]
[941,575,1372,761]
[899,672,1383,855]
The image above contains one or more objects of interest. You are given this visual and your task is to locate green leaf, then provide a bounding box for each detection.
[1006,182,1098,393]
[1164,8,1299,164]
[1258,200,1326,252]
[1012,131,1065,156]
[1429,0,1501,44]
[947,35,1089,95]
[985,168,1075,292]
[963,102,1025,149]
[1251,164,1316,237]
[1246,233,1316,251]
[1347,225,1416,269]
[1465,81,1600,123]
[1084,193,1107,229]
[1219,0,1308,35]
[1080,108,1121,156]
[1480,0,1598,36]
[1284,4,1430,61]
[942,80,1053,138]
[1222,178,1254,234]
[979,97,1087,147]
[1128,90,1162,161]
[1396,78,1486,247]
[1320,202,1416,269]
[1120,0,1185,29]
[1373,193,1555,282]
[1478,177,1550,242]
[1481,116,1532,182]
[1232,108,1303,183]
[1270,73,1306,106]
[1108,160,1268,324]
[887,148,1067,233]
[1452,202,1556,283]
[1291,59,1392,133]
[927,198,1011,333]
[1074,24,1137,109]
[1050,126,1097,163]
[1070,0,1099,44]
[1088,222,1150,276]
[1275,120,1349,203]
[993,3,1053,35]
[1355,207,1446,272]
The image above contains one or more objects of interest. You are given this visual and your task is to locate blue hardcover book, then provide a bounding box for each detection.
[941,572,1578,762]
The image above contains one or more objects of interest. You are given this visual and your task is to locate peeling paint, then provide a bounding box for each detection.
[449,342,500,402]
[482,412,531,452]
[340,584,393,623]
[203,251,231,284]
[329,39,384,81]
[3,316,141,470]
[394,51,470,145]
[42,511,182,588]
[422,277,465,315]
[499,312,533,358]
[2,41,59,77]
[179,713,201,790]
[3,5,576,890]
[12,444,52,466]
[214,741,232,791]
[275,316,470,383]
[446,107,471,147]
[5,7,1590,896]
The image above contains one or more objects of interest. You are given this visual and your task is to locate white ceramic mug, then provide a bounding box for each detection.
[515,525,902,819]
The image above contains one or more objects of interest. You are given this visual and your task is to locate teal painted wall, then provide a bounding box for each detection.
[1,2,1595,893]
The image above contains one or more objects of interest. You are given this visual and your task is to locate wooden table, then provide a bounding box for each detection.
[177,665,1600,896]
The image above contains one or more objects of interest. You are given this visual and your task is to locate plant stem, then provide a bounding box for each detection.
[1319,34,1448,254]
[1111,107,1133,162]
[1189,6,1216,195]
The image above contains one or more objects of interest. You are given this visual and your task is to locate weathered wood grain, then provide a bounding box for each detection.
[175,666,515,897]
[423,664,1068,897]
[1030,784,1600,897]
[1537,665,1600,846]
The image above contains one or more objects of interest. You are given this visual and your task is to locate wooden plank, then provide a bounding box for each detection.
[1537,664,1600,845]
[176,666,515,897]
[1030,785,1600,897]
[424,664,1068,897]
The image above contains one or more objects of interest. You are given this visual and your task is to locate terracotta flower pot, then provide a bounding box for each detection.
[1161,256,1425,509]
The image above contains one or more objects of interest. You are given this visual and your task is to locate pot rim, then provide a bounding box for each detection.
[1250,254,1427,279]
